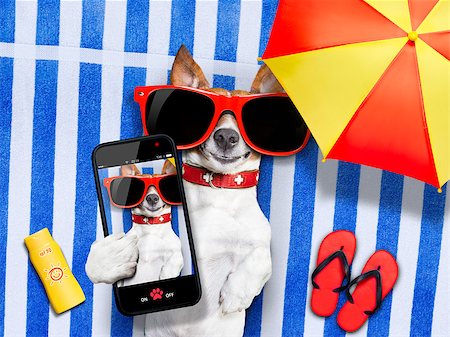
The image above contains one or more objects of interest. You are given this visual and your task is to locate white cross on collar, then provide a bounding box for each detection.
[203,172,212,183]
[234,174,244,185]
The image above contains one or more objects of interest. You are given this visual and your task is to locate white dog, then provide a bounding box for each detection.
[86,160,183,286]
[86,45,284,337]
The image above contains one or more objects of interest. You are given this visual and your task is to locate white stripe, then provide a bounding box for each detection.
[302,156,338,336]
[177,207,193,276]
[147,0,172,55]
[193,0,218,60]
[4,58,36,337]
[59,0,83,48]
[110,168,125,235]
[99,64,123,239]
[90,6,127,330]
[13,1,37,45]
[260,156,296,337]
[193,0,218,85]
[99,65,124,143]
[47,4,83,334]
[389,178,424,336]
[146,0,172,85]
[351,166,382,337]
[0,43,260,80]
[110,168,123,236]
[431,189,449,336]
[103,0,127,52]
[47,60,81,337]
[132,315,146,337]
[91,211,113,337]
[235,0,262,90]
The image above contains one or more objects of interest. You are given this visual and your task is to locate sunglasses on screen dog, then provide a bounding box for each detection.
[103,174,181,209]
[134,85,310,156]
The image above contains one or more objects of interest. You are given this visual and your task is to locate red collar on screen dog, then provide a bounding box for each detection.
[182,163,259,189]
[132,213,172,225]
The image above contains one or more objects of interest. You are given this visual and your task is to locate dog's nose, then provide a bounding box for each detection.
[146,193,160,206]
[213,128,239,151]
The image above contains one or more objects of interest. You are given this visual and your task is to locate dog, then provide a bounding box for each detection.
[86,45,284,337]
[86,160,183,286]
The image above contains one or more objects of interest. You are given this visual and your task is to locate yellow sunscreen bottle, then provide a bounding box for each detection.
[24,228,85,314]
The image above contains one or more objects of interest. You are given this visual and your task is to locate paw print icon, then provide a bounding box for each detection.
[150,288,163,300]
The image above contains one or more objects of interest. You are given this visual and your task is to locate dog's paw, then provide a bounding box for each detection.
[85,233,138,284]
[220,274,253,314]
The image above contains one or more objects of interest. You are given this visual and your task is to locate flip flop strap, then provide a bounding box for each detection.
[345,269,382,316]
[311,249,350,293]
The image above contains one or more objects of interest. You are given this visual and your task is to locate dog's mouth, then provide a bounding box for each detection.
[200,145,251,163]
[143,203,166,213]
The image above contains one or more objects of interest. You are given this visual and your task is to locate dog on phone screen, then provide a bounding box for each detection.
[86,45,283,337]
[85,160,183,286]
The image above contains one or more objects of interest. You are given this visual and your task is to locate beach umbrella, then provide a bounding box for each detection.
[261,0,449,190]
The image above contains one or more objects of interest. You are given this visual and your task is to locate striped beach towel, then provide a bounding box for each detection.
[0,1,448,336]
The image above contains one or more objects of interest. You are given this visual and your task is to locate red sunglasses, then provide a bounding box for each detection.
[134,85,310,156]
[103,174,181,209]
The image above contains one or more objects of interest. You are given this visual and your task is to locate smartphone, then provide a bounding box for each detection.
[92,135,201,315]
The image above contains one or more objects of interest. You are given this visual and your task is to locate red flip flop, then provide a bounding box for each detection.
[337,250,399,332]
[311,230,356,317]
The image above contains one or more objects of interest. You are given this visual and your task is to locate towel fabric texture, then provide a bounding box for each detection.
[0,1,448,336]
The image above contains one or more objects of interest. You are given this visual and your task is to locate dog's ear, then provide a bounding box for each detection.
[121,164,141,176]
[162,159,177,175]
[171,45,210,89]
[250,64,284,94]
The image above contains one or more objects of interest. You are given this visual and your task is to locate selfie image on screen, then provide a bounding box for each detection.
[98,156,193,287]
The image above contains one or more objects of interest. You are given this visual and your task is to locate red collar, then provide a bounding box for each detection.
[132,213,171,225]
[182,163,259,189]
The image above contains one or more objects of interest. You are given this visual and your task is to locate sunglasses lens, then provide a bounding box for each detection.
[159,175,182,204]
[242,97,308,153]
[145,89,215,146]
[110,177,145,207]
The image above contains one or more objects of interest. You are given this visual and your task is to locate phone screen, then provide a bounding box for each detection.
[93,136,199,314]
[98,158,194,286]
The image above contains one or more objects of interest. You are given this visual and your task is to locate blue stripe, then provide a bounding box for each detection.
[324,161,361,336]
[80,0,105,50]
[142,168,154,175]
[257,157,273,218]
[213,75,235,91]
[0,0,15,43]
[258,0,278,58]
[281,139,318,336]
[168,0,196,56]
[367,172,404,337]
[244,156,274,337]
[122,209,133,234]
[172,206,179,237]
[0,57,14,336]
[410,185,447,337]
[167,69,172,85]
[70,63,102,337]
[111,292,132,337]
[26,60,58,337]
[110,66,147,337]
[215,0,240,62]
[124,0,149,53]
[36,0,60,46]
